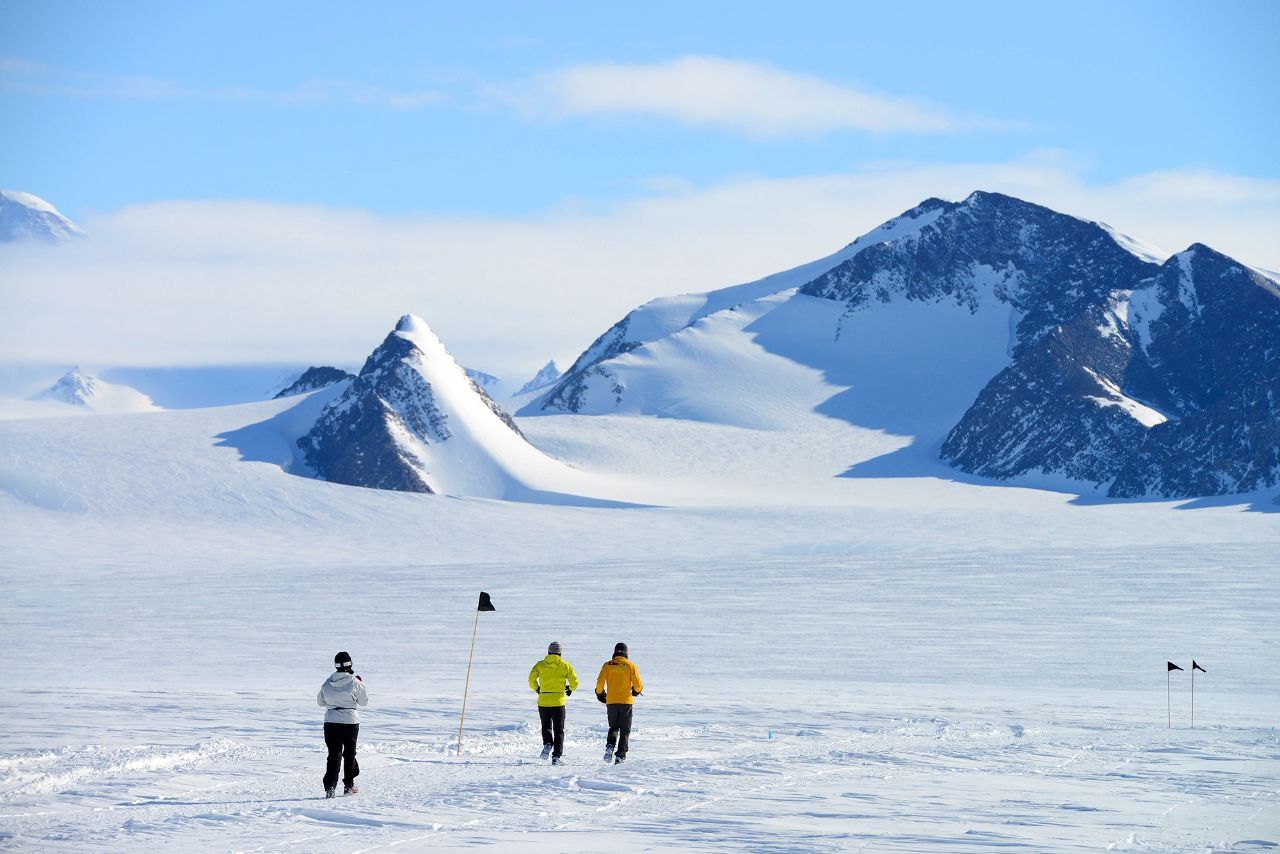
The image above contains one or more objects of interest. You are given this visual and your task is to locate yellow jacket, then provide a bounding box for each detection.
[595,656,643,704]
[529,654,579,707]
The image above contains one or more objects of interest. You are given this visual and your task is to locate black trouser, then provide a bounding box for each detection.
[538,706,566,758]
[323,722,360,790]
[606,704,633,759]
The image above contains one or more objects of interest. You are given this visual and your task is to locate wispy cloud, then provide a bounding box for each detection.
[3,157,1278,374]
[0,58,443,110]
[524,56,1012,136]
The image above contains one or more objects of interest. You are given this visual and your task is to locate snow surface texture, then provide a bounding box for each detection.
[1,386,1278,850]
[528,192,1280,500]
[0,189,84,243]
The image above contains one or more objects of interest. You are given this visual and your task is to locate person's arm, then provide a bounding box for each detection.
[595,665,607,696]
[631,662,643,696]
[567,662,579,694]
[318,687,328,707]
[354,679,368,707]
[528,663,540,693]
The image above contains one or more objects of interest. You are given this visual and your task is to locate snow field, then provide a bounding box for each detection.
[5,698,1275,851]
[1,386,1278,849]
[2,550,1278,850]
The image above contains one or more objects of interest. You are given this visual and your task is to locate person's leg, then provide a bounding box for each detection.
[323,723,342,791]
[551,706,566,758]
[343,724,360,788]
[615,706,633,759]
[539,706,554,748]
[606,705,621,753]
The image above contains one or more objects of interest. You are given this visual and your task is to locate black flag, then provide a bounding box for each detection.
[1192,660,1205,673]
[1167,661,1183,671]
[477,591,496,612]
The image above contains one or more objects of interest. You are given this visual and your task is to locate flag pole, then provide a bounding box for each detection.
[1167,667,1171,729]
[457,608,481,757]
[1190,660,1204,728]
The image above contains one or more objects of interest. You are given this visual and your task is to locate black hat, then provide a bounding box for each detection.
[613,642,628,657]
[334,651,353,671]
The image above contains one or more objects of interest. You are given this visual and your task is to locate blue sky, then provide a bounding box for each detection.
[4,0,1277,219]
[2,1,1279,374]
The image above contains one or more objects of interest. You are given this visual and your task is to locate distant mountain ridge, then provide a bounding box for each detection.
[31,369,159,413]
[525,191,1280,499]
[516,361,561,396]
[273,366,355,399]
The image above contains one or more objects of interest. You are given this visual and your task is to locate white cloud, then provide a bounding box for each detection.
[529,56,1009,135]
[3,157,1279,380]
[0,58,443,110]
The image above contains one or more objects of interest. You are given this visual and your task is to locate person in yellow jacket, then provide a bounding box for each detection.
[594,642,643,764]
[529,641,578,764]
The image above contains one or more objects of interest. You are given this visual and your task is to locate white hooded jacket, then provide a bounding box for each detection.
[317,671,369,724]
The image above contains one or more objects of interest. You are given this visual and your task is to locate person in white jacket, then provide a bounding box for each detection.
[317,651,368,798]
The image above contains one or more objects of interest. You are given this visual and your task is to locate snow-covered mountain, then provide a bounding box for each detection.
[524,191,1280,499]
[296,314,610,500]
[0,190,84,243]
[272,366,355,398]
[521,198,952,416]
[516,360,562,395]
[30,369,159,413]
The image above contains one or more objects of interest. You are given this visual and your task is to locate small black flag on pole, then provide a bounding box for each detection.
[1192,660,1205,673]
[458,592,496,755]
[1167,661,1184,671]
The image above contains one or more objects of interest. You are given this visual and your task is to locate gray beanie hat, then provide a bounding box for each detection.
[547,641,562,655]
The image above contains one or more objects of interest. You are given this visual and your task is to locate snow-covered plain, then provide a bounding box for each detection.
[1,387,1278,851]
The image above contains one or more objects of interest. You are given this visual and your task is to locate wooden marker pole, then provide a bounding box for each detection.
[457,609,481,757]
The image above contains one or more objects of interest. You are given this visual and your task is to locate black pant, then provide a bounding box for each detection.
[606,704,633,759]
[538,706,566,758]
[323,722,360,790]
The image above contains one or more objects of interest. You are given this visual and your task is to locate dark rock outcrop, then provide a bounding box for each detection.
[273,366,355,398]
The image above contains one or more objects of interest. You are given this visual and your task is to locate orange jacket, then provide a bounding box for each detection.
[595,656,643,704]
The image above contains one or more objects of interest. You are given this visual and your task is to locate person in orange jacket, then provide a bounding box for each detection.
[594,642,643,764]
